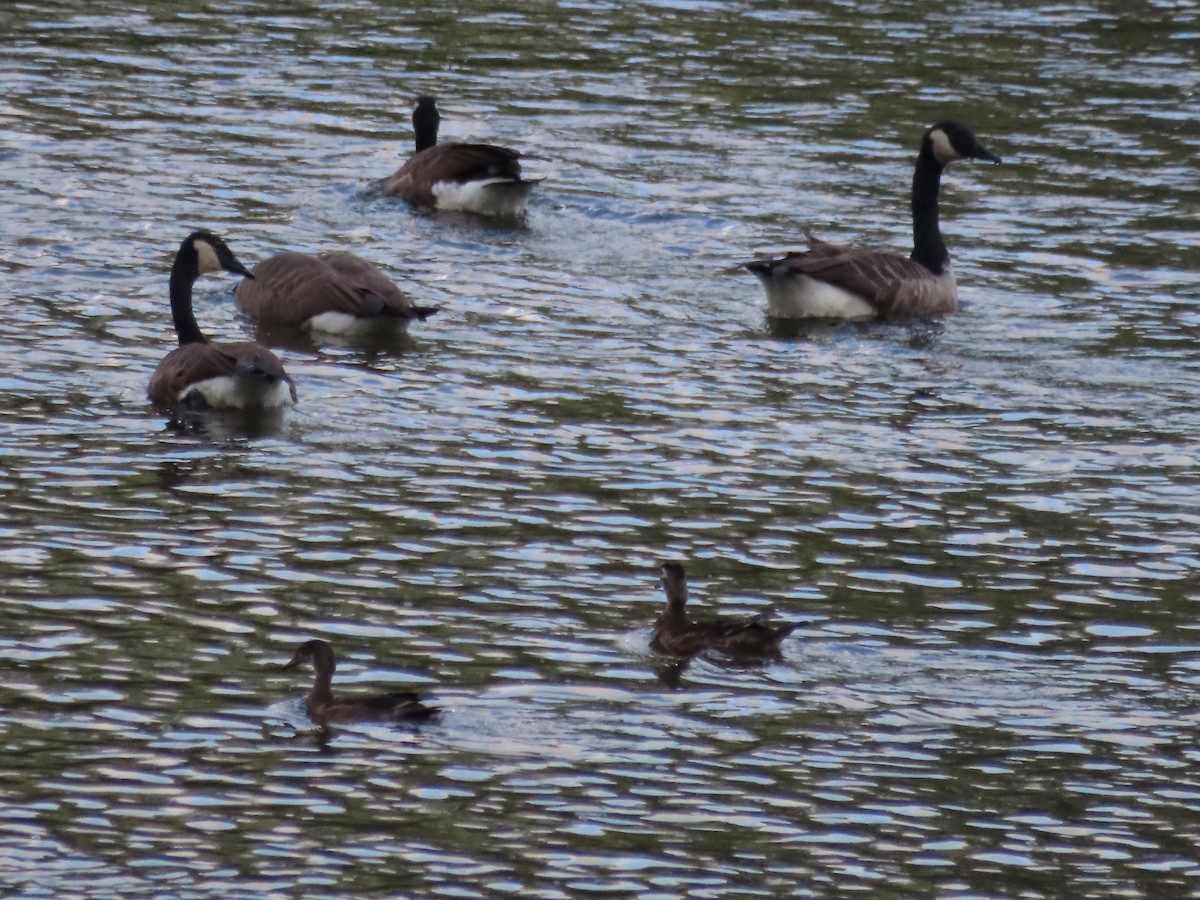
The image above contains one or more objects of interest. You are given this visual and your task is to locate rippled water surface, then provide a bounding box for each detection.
[2,1,1200,896]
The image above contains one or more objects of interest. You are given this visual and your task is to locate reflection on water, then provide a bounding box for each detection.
[2,0,1200,896]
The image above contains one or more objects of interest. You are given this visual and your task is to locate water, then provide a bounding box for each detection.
[2,1,1200,896]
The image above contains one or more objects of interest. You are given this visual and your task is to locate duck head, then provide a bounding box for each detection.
[283,639,336,674]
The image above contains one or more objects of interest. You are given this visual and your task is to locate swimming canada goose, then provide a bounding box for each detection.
[233,250,439,335]
[651,563,799,657]
[148,231,296,411]
[383,95,535,217]
[283,639,439,725]
[744,120,1001,319]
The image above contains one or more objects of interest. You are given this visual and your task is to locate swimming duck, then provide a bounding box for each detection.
[744,120,1000,319]
[282,639,438,725]
[651,562,798,657]
[233,249,439,336]
[383,95,535,217]
[148,231,296,410]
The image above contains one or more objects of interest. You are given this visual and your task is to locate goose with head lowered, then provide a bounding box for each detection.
[383,95,536,218]
[148,231,296,411]
[283,639,439,726]
[651,562,799,658]
[744,120,1000,319]
[233,249,439,336]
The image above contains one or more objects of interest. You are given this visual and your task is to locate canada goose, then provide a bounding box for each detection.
[744,120,1001,319]
[283,639,439,725]
[233,250,439,335]
[651,563,799,657]
[148,231,296,411]
[383,95,535,217]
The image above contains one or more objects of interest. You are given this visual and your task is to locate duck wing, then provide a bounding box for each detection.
[653,614,796,657]
[719,618,800,652]
[315,691,439,724]
[373,691,440,722]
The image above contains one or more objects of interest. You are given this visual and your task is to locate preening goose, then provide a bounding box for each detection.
[148,231,296,411]
[651,563,799,657]
[234,250,439,335]
[745,120,1001,319]
[383,95,535,218]
[283,639,439,725]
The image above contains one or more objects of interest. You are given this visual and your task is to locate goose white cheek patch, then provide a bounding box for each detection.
[194,239,222,274]
[928,128,959,165]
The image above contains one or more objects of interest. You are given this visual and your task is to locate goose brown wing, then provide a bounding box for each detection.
[149,341,294,405]
[318,252,424,318]
[219,340,294,390]
[386,142,524,205]
[775,242,938,315]
[237,253,414,323]
[150,343,236,405]
[406,142,523,183]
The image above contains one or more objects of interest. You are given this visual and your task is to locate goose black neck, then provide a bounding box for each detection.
[910,146,949,275]
[168,250,206,346]
[413,108,440,153]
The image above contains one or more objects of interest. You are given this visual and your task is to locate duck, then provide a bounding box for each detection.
[651,562,799,657]
[282,639,439,725]
[744,120,1001,319]
[383,95,535,218]
[148,231,296,411]
[233,249,439,336]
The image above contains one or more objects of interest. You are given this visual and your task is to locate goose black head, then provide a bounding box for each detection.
[182,230,255,280]
[412,95,441,152]
[283,639,336,673]
[924,120,1001,167]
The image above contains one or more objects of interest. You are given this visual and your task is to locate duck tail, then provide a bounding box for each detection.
[410,704,441,722]
[774,621,802,641]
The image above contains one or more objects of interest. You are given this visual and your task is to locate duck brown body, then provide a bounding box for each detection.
[651,563,798,657]
[283,639,438,725]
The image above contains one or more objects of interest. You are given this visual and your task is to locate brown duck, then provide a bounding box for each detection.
[283,639,438,725]
[651,563,799,657]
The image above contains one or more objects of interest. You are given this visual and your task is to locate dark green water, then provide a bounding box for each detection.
[1,1,1198,896]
